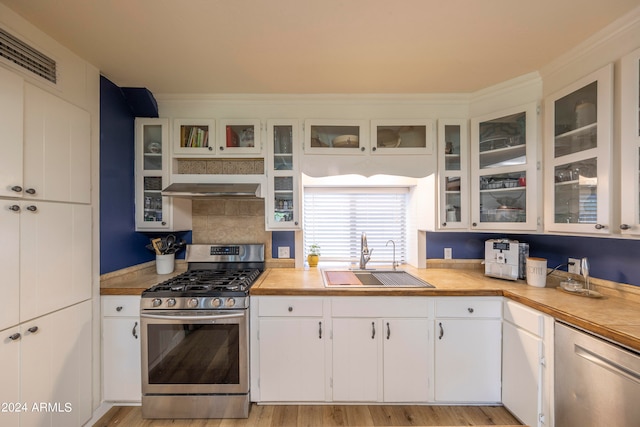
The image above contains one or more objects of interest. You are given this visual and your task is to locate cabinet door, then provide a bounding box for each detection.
[0,66,24,198]
[21,301,92,427]
[544,64,613,233]
[438,119,468,229]
[20,202,92,321]
[621,48,640,235]
[103,317,142,402]
[218,119,263,156]
[0,202,20,331]
[471,103,538,231]
[258,318,325,401]
[332,318,380,401]
[383,318,429,402]
[266,121,300,230]
[172,118,215,155]
[23,83,91,204]
[304,119,369,155]
[370,120,434,155]
[0,326,21,427]
[434,318,502,402]
[135,118,170,230]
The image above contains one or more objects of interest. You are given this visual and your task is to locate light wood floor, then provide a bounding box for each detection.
[93,404,523,427]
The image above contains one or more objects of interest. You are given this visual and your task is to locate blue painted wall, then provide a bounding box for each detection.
[426,231,640,287]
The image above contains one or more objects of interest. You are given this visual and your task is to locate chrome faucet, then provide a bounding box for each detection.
[386,239,397,270]
[359,232,373,269]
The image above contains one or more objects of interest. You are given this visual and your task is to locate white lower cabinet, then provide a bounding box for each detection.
[255,297,327,401]
[331,297,430,402]
[434,297,502,402]
[502,300,554,427]
[102,296,142,402]
[0,301,92,427]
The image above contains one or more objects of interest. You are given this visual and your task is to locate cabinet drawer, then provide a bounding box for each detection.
[258,297,324,317]
[503,300,544,337]
[102,296,141,317]
[331,297,429,317]
[435,298,501,318]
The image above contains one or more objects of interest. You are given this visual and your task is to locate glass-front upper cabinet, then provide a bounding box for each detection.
[135,118,170,230]
[303,119,369,154]
[544,64,613,234]
[437,119,468,229]
[266,120,300,230]
[217,119,263,156]
[471,103,538,231]
[370,120,434,155]
[621,48,640,236]
[172,119,215,155]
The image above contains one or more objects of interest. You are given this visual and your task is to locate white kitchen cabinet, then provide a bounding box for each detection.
[331,297,430,403]
[0,201,20,331]
[621,48,640,235]
[470,103,538,231]
[0,65,24,199]
[255,297,327,401]
[135,117,191,231]
[102,296,142,402]
[23,83,91,204]
[434,298,502,402]
[4,301,92,427]
[544,64,613,234]
[19,201,92,322]
[370,120,434,155]
[266,120,301,230]
[172,118,215,156]
[502,300,554,427]
[217,119,263,156]
[437,119,469,229]
[303,119,369,155]
[0,325,21,427]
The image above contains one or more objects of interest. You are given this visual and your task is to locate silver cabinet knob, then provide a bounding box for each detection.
[595,224,606,230]
[11,185,22,193]
[468,307,474,313]
[620,224,631,230]
[9,333,21,341]
[25,188,36,195]
[9,205,20,212]
[116,306,123,312]
[27,326,38,333]
[26,205,37,212]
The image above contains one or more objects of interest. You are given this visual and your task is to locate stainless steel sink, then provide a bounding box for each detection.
[322,269,435,288]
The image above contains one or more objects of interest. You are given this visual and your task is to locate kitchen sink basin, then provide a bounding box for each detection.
[322,269,435,288]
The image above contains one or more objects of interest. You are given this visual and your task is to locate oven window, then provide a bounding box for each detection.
[147,323,240,385]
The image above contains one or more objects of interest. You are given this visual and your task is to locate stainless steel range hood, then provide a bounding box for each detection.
[161,183,262,198]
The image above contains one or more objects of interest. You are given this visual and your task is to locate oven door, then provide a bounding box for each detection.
[140,309,248,395]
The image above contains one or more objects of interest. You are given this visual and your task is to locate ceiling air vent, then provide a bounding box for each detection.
[0,28,57,84]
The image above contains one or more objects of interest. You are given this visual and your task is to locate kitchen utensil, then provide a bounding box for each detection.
[151,238,163,255]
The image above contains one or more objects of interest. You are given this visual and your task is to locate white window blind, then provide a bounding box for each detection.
[303,188,408,265]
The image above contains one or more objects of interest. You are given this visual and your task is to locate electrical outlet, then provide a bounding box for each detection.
[278,247,290,259]
[568,258,581,274]
[444,248,452,259]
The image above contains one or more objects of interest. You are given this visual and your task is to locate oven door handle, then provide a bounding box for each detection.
[140,312,245,321]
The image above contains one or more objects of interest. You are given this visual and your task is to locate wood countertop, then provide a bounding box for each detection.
[101,262,640,352]
[250,265,640,352]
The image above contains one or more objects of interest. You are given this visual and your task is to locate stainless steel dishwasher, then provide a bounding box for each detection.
[555,322,640,427]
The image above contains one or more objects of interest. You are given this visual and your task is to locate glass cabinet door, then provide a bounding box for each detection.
[370,120,434,155]
[172,119,215,155]
[303,120,369,154]
[218,119,263,156]
[471,103,537,230]
[438,119,468,228]
[621,47,640,235]
[267,121,300,230]
[544,64,613,233]
[136,119,169,229]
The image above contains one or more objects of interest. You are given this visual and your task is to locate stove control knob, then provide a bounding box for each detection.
[211,298,222,308]
[188,298,199,308]
[152,298,162,307]
[225,298,236,308]
[167,298,176,307]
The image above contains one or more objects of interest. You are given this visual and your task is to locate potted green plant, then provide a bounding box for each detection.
[307,244,321,267]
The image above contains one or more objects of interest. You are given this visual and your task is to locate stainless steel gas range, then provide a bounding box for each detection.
[140,244,264,419]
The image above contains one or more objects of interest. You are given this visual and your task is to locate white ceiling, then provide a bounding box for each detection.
[2,0,639,95]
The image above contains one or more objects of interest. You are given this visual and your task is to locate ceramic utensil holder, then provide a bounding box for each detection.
[156,253,175,275]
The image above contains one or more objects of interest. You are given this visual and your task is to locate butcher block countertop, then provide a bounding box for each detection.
[101,261,640,352]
